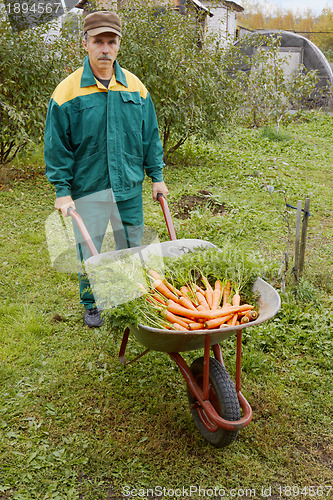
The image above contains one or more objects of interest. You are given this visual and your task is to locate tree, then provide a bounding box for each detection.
[313,8,333,53]
[238,34,319,130]
[118,1,242,162]
[0,12,83,165]
[238,4,333,54]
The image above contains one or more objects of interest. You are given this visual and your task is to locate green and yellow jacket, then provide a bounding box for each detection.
[44,56,164,201]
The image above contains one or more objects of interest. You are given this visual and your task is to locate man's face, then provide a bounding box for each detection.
[83,32,120,77]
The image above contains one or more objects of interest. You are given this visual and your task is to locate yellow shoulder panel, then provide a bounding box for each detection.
[52,67,102,106]
[52,66,148,105]
[117,68,148,99]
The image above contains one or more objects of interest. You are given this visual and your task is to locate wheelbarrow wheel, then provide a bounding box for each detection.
[187,356,240,448]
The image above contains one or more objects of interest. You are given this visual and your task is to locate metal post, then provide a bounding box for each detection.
[298,197,310,279]
[293,200,302,285]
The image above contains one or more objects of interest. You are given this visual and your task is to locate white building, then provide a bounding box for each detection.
[200,1,244,41]
[75,0,244,42]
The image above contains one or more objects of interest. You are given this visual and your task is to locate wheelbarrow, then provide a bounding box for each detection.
[69,195,281,448]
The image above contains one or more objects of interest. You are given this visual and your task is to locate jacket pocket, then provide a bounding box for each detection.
[70,96,106,151]
[122,151,145,191]
[119,91,143,132]
[72,150,109,196]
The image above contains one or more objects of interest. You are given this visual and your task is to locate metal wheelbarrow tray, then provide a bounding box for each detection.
[69,195,281,448]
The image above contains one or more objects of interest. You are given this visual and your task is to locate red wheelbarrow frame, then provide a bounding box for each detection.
[69,196,253,433]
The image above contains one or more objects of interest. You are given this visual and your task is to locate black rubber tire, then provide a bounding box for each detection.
[187,356,240,448]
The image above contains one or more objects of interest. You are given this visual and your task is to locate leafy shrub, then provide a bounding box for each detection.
[0,15,84,165]
[237,34,319,131]
[118,2,242,162]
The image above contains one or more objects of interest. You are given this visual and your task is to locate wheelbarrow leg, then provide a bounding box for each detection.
[213,331,244,394]
[202,334,211,400]
[212,343,225,367]
[119,328,130,365]
[119,327,150,366]
[236,330,242,393]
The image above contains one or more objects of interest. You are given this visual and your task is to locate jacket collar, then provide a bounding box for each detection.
[80,56,128,88]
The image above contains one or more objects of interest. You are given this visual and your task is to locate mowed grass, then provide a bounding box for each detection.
[0,112,333,499]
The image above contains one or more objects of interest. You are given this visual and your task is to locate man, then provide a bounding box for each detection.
[45,11,168,327]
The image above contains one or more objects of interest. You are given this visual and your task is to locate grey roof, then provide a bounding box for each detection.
[190,0,214,16]
[237,29,333,88]
[221,1,244,12]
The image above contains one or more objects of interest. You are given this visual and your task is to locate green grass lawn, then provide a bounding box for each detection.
[0,112,333,499]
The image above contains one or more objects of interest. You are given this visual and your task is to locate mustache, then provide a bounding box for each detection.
[98,55,113,60]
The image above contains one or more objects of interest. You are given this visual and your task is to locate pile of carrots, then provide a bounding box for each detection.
[141,270,258,332]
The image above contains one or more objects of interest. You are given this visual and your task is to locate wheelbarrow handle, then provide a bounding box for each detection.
[67,207,99,257]
[157,193,177,241]
[66,194,176,257]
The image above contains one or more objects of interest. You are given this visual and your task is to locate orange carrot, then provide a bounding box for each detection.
[197,304,208,312]
[205,288,214,309]
[162,310,191,330]
[167,300,200,320]
[227,313,238,326]
[196,291,210,310]
[238,308,258,319]
[194,284,206,295]
[188,322,205,330]
[166,283,182,297]
[232,293,241,307]
[204,314,234,329]
[178,296,197,311]
[201,275,214,293]
[167,300,253,321]
[180,286,190,295]
[240,315,250,324]
[145,295,164,308]
[215,280,222,291]
[199,304,254,320]
[211,288,222,310]
[162,278,182,297]
[223,281,231,306]
[148,270,181,297]
[152,293,167,305]
[179,316,193,324]
[172,323,188,331]
[179,285,196,302]
[152,280,179,302]
[227,292,241,326]
[245,310,259,321]
[232,304,254,313]
[148,269,163,281]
